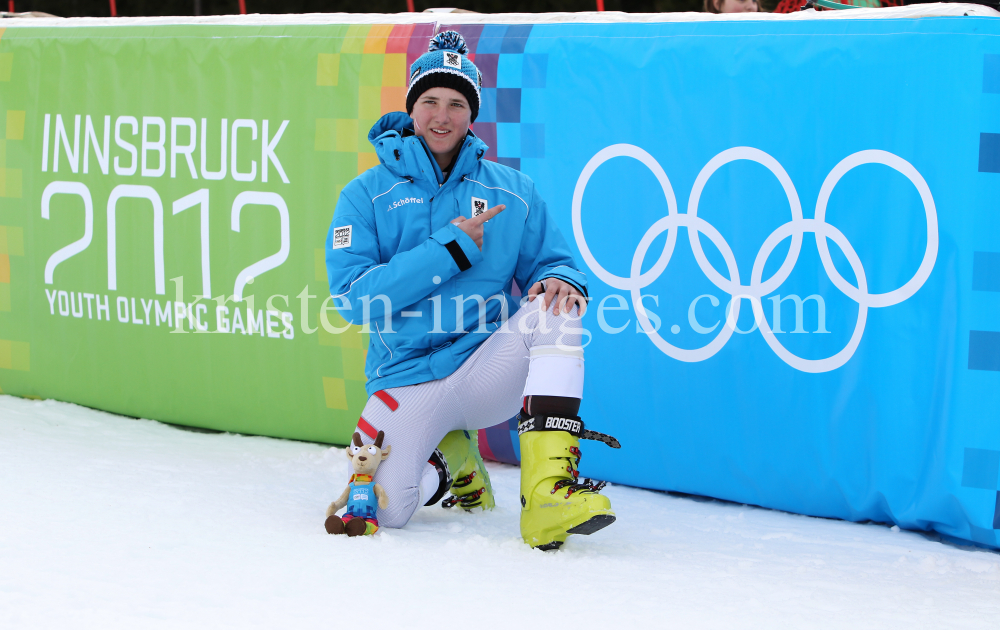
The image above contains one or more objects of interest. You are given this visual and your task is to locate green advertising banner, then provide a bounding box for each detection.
[0,21,452,444]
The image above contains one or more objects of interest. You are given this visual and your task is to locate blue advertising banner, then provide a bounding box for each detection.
[467,15,999,549]
[3,9,998,550]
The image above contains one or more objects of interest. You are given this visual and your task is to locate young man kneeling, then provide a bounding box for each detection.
[325,31,619,550]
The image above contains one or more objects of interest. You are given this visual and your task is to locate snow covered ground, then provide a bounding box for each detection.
[1,395,998,630]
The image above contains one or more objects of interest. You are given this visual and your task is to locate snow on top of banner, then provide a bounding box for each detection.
[0,3,996,28]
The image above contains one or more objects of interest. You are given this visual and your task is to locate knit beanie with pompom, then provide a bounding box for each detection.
[406,30,483,123]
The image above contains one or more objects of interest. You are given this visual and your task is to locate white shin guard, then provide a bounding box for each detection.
[417,462,441,507]
[522,345,584,400]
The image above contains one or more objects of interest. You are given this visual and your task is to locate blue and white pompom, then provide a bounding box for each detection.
[428,31,469,55]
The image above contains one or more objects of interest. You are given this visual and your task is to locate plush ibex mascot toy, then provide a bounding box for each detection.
[325,431,390,537]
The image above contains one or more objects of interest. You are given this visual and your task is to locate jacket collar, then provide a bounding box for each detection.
[369,112,487,190]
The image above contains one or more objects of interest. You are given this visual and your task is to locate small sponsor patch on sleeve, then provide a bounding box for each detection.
[332,225,353,249]
[444,51,462,69]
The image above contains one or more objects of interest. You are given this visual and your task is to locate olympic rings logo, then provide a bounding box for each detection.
[571,145,938,373]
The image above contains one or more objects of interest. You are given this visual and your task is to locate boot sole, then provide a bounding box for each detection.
[535,540,564,551]
[566,513,616,536]
[531,514,616,551]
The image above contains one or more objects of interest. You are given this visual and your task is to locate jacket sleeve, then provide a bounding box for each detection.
[514,184,589,299]
[325,188,484,325]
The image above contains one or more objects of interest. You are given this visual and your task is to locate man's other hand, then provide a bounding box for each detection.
[451,204,505,250]
[527,278,587,316]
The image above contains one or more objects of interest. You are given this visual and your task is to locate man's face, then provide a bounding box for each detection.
[411,87,472,163]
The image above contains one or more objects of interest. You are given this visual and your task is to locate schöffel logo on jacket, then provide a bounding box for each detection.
[387,197,425,212]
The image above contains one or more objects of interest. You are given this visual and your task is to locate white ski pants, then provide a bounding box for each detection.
[350,298,584,528]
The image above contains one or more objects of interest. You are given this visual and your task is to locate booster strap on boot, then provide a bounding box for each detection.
[516,412,621,449]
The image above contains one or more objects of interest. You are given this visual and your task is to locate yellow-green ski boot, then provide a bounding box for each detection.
[517,412,621,550]
[436,430,495,511]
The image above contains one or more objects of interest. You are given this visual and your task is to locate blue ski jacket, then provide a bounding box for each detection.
[325,112,588,396]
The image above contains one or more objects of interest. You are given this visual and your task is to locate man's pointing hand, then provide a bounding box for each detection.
[451,204,505,250]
